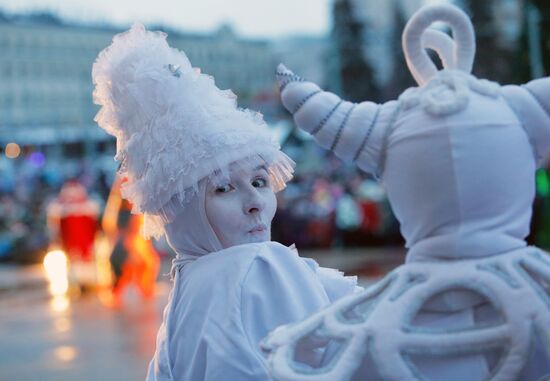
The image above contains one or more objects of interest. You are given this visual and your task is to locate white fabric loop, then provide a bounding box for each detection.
[421,29,456,70]
[403,3,475,86]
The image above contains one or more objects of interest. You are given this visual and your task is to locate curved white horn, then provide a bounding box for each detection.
[276,64,396,175]
[403,3,475,85]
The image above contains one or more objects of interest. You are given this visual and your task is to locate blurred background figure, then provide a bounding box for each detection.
[46,179,100,290]
[99,176,160,308]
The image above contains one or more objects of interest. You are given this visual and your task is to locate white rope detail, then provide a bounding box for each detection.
[263,248,550,381]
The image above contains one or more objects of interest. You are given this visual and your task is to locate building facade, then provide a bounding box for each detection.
[0,14,275,170]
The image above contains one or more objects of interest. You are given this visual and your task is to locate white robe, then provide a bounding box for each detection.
[147,241,359,381]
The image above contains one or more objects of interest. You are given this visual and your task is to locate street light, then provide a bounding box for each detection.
[4,142,21,159]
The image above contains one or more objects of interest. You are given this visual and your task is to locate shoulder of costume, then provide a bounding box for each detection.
[181,242,309,294]
[249,241,308,265]
[186,242,297,275]
[240,242,320,286]
[210,241,299,261]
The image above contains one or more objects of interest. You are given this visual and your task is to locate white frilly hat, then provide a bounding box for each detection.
[93,23,294,239]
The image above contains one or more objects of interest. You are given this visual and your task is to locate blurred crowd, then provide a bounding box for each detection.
[271,145,403,248]
[273,167,402,249]
[0,145,404,265]
[4,144,550,266]
[0,156,111,263]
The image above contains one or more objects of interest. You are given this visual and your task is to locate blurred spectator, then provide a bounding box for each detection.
[0,155,112,263]
[47,180,100,262]
[99,176,160,307]
[272,145,403,249]
[47,180,100,287]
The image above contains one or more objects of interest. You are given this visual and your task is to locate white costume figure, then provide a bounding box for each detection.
[263,4,550,381]
[92,24,360,381]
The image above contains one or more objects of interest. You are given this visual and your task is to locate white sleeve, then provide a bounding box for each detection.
[240,243,332,370]
[301,257,363,302]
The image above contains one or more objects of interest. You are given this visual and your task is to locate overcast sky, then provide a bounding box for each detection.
[0,0,332,38]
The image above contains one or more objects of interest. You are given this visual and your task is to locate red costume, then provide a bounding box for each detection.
[47,181,99,262]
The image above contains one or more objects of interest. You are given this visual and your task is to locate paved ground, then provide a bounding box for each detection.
[0,247,405,380]
[0,286,168,381]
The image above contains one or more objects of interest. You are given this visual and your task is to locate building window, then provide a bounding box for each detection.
[96,140,115,154]
[63,142,85,158]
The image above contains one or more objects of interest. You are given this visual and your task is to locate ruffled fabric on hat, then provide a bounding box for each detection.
[93,23,294,238]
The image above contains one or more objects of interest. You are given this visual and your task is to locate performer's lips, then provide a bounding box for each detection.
[249,224,267,234]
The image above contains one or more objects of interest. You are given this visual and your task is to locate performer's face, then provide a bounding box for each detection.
[205,161,277,249]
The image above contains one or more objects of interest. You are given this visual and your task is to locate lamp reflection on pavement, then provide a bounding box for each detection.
[54,345,78,362]
[43,250,69,296]
[43,249,72,314]
[54,317,72,333]
[50,295,70,313]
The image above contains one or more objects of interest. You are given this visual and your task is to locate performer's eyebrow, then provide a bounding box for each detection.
[254,165,268,172]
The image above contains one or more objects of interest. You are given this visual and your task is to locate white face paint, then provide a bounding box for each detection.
[205,162,277,249]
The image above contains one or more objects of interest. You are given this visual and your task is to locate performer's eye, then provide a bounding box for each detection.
[252,177,268,188]
[216,184,234,193]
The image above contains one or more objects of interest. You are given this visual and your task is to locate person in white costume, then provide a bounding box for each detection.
[92,24,360,381]
[263,3,550,381]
